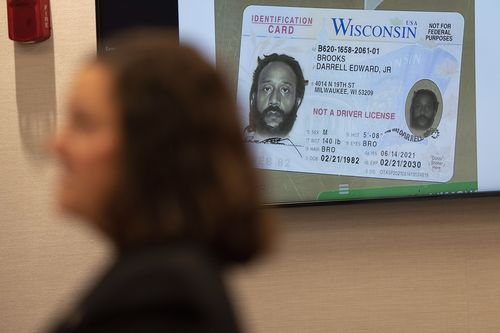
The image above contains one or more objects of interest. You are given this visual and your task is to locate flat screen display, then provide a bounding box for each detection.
[96,0,500,205]
[95,1,178,53]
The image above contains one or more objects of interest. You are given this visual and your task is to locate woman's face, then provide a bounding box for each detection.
[54,63,122,224]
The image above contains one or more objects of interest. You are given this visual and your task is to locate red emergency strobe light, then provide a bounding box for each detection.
[7,0,51,42]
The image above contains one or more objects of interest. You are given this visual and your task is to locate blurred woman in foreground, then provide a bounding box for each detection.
[50,30,270,333]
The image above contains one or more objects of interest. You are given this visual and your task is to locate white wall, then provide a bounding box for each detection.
[1,2,500,333]
[0,2,110,332]
[234,198,500,332]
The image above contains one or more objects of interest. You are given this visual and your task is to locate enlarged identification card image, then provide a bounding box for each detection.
[237,6,464,182]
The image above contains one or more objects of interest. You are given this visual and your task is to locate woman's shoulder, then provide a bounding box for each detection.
[114,241,224,286]
[51,242,240,333]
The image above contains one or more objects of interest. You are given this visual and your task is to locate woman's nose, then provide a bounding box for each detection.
[51,128,67,157]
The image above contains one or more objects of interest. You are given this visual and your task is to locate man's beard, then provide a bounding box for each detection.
[249,104,299,137]
[411,114,435,131]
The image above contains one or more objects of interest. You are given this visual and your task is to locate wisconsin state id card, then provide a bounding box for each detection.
[237,6,464,182]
